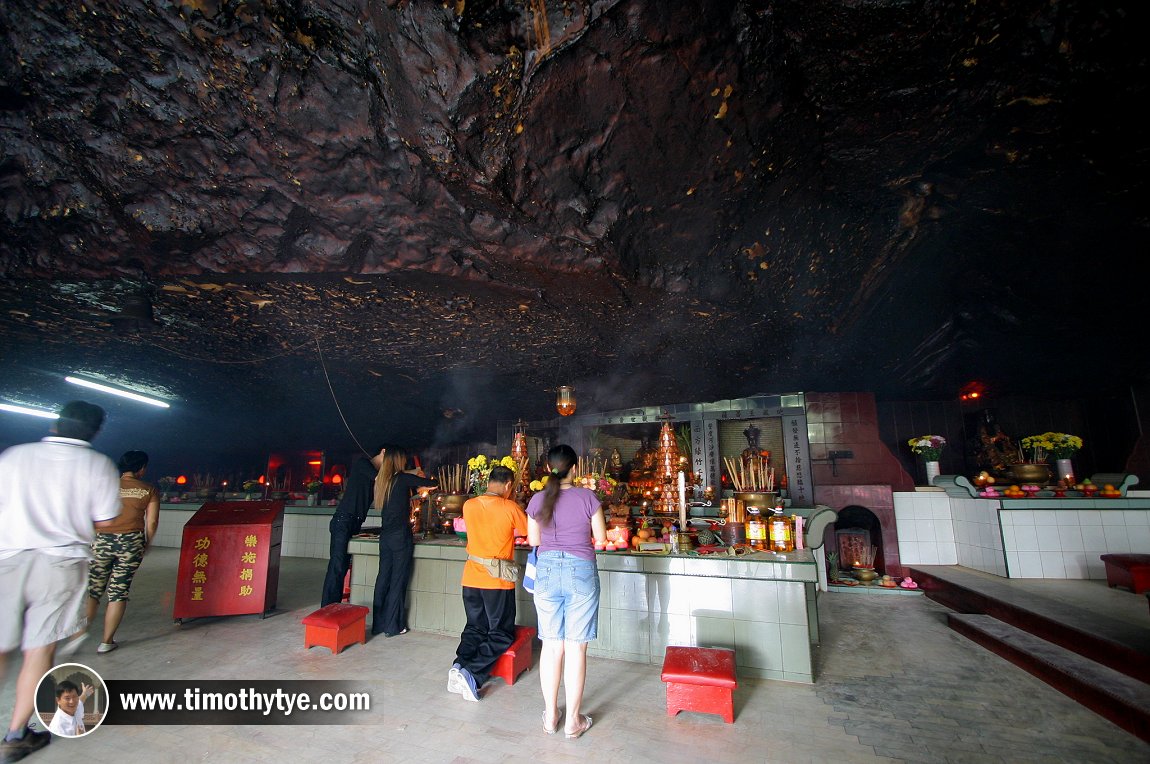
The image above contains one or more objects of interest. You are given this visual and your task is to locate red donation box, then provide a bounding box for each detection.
[173,501,284,622]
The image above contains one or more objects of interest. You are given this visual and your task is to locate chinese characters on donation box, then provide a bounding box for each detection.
[173,502,284,620]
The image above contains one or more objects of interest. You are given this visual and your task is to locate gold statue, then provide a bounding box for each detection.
[609,447,623,478]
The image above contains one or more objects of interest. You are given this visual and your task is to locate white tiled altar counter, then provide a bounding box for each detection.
[155,503,333,558]
[895,490,1150,579]
[348,537,821,682]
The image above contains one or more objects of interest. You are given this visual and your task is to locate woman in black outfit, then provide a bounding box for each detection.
[320,444,386,607]
[372,446,437,636]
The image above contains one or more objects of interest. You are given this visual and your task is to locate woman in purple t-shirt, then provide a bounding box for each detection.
[526,444,607,739]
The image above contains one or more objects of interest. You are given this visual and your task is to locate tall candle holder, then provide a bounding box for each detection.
[653,414,680,516]
[511,419,531,497]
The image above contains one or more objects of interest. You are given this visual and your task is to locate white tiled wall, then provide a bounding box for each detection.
[151,509,197,548]
[153,508,331,559]
[896,492,1150,579]
[1001,508,1150,579]
[893,492,958,566]
[951,497,1007,576]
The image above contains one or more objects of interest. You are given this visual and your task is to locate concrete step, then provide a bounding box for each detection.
[910,565,1150,684]
[948,613,1150,744]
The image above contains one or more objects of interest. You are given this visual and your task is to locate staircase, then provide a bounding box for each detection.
[909,565,1150,744]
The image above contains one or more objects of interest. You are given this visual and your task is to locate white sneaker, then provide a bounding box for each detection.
[447,664,465,695]
[97,641,119,654]
[457,667,480,702]
[57,633,88,658]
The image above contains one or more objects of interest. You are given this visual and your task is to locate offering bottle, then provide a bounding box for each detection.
[768,507,795,553]
[746,508,767,551]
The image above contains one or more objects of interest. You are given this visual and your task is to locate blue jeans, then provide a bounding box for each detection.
[532,551,600,643]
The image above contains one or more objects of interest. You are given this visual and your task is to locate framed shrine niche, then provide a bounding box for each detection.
[716,418,785,492]
[584,424,660,479]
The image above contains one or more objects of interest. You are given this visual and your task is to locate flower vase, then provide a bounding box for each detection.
[924,460,941,486]
[1055,458,1075,487]
[307,493,318,507]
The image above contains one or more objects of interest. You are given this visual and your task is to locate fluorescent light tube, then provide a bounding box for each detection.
[0,403,59,419]
[64,376,170,408]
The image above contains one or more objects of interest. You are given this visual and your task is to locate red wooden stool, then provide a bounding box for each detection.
[491,626,537,685]
[1101,554,1150,594]
[661,646,737,723]
[302,603,369,654]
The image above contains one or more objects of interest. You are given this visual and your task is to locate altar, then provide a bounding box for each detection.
[348,536,822,683]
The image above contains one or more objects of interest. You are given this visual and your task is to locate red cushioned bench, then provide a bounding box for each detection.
[660,646,737,723]
[302,603,369,654]
[1101,554,1150,594]
[491,626,537,685]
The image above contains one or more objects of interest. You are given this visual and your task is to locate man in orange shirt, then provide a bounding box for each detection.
[448,466,527,702]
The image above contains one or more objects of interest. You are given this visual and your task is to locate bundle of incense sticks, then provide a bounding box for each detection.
[438,464,466,494]
[574,456,608,479]
[722,456,775,493]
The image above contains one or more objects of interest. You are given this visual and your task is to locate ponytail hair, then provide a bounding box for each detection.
[373,447,409,511]
[536,443,577,527]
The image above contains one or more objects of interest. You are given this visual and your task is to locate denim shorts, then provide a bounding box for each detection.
[532,551,600,643]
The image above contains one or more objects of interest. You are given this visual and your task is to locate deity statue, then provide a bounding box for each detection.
[634,437,656,475]
[609,447,624,478]
[973,410,1019,475]
[743,423,761,452]
[741,422,769,468]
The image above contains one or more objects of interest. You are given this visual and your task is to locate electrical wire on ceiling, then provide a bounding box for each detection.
[146,342,293,364]
[314,335,371,458]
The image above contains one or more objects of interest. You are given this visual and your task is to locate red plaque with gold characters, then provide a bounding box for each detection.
[173,501,284,622]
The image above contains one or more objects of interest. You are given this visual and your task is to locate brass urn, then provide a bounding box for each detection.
[734,491,777,513]
[1009,463,1050,485]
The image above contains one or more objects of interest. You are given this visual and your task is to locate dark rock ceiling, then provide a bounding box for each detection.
[1,0,1148,468]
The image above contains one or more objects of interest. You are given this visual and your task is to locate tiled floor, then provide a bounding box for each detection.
[3,550,1147,763]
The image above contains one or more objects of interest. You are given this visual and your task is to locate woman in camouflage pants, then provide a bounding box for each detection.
[85,450,160,653]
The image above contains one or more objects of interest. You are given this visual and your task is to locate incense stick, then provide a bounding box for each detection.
[438,464,466,494]
[723,456,776,492]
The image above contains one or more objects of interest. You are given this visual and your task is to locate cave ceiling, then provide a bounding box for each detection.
[1,0,1148,463]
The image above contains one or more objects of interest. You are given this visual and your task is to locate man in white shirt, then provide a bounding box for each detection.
[0,402,120,761]
[46,681,93,737]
